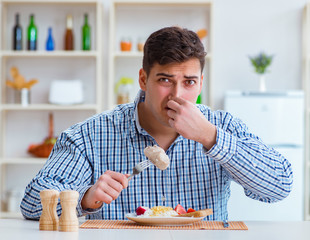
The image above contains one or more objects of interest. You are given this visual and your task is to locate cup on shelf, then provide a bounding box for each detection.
[137,38,145,52]
[14,88,30,107]
[120,38,132,51]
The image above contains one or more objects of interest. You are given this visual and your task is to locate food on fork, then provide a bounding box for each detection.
[144,145,170,170]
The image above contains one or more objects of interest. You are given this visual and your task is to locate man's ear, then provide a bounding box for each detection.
[139,68,147,91]
[199,74,204,94]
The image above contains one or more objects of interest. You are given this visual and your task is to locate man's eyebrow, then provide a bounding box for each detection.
[156,73,174,77]
[156,73,199,79]
[184,75,199,79]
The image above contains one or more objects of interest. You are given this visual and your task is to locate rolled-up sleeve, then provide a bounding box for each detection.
[206,113,293,203]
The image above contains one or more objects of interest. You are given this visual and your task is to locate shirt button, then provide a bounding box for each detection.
[162,196,166,202]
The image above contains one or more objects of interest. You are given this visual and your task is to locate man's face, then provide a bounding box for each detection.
[139,58,203,127]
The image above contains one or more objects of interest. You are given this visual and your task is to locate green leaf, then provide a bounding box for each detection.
[249,52,273,74]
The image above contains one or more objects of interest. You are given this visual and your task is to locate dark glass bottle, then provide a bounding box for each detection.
[196,94,202,104]
[82,13,91,50]
[27,14,37,50]
[64,15,74,50]
[46,27,55,51]
[13,13,23,50]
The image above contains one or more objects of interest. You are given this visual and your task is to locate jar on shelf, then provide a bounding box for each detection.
[137,37,145,52]
[115,77,134,104]
[120,38,132,51]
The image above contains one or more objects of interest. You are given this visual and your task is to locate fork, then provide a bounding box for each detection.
[95,160,151,204]
[127,160,152,180]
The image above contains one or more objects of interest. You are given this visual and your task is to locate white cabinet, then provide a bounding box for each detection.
[108,0,213,109]
[0,0,103,218]
[302,3,310,221]
[225,91,304,221]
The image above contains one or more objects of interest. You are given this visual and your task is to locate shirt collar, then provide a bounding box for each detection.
[133,90,147,135]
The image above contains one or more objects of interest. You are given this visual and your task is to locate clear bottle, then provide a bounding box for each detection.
[82,13,91,50]
[46,27,55,51]
[115,77,134,104]
[27,14,37,50]
[13,13,22,50]
[64,15,74,50]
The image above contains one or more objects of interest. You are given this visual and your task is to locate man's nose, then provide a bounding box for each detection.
[171,84,182,98]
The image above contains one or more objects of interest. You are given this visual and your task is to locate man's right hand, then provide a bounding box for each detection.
[81,170,129,210]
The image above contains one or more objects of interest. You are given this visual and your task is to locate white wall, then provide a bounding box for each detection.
[100,0,307,110]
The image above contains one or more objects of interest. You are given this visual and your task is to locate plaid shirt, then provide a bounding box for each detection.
[21,91,293,221]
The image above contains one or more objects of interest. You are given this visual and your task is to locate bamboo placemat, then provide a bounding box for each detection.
[80,220,248,230]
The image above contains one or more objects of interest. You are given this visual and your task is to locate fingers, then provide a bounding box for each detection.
[94,171,128,204]
[106,170,129,189]
[168,95,187,105]
[81,170,129,209]
[167,96,192,113]
[167,96,192,122]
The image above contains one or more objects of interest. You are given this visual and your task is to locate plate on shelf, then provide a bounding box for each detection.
[126,213,205,226]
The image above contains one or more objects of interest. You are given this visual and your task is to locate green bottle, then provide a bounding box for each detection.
[196,94,202,104]
[82,13,91,50]
[27,14,37,50]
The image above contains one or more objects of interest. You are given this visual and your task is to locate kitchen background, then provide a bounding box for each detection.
[0,0,309,221]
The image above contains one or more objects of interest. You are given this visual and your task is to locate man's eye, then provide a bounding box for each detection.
[185,80,196,85]
[159,78,169,83]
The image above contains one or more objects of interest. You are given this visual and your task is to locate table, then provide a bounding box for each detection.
[1,218,310,240]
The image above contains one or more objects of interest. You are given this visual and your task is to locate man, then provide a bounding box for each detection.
[21,27,293,221]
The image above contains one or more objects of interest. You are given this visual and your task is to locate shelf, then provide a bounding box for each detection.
[303,3,310,221]
[113,51,212,60]
[114,51,143,58]
[113,0,212,6]
[0,104,98,111]
[0,157,46,164]
[109,0,213,108]
[1,0,99,4]
[0,211,23,219]
[0,50,98,58]
[0,0,103,216]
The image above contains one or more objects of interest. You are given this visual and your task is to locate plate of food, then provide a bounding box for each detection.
[126,205,213,226]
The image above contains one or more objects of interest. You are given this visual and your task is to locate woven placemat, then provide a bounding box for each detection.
[80,220,248,230]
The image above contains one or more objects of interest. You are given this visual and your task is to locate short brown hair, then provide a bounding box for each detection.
[143,26,206,75]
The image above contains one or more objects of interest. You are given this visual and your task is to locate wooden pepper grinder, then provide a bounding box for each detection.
[59,190,79,232]
[39,189,60,231]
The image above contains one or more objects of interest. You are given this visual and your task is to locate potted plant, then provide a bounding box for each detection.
[249,52,273,92]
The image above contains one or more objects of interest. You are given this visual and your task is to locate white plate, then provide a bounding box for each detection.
[126,213,205,226]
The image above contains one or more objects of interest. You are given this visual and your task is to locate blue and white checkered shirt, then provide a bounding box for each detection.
[21,91,293,221]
